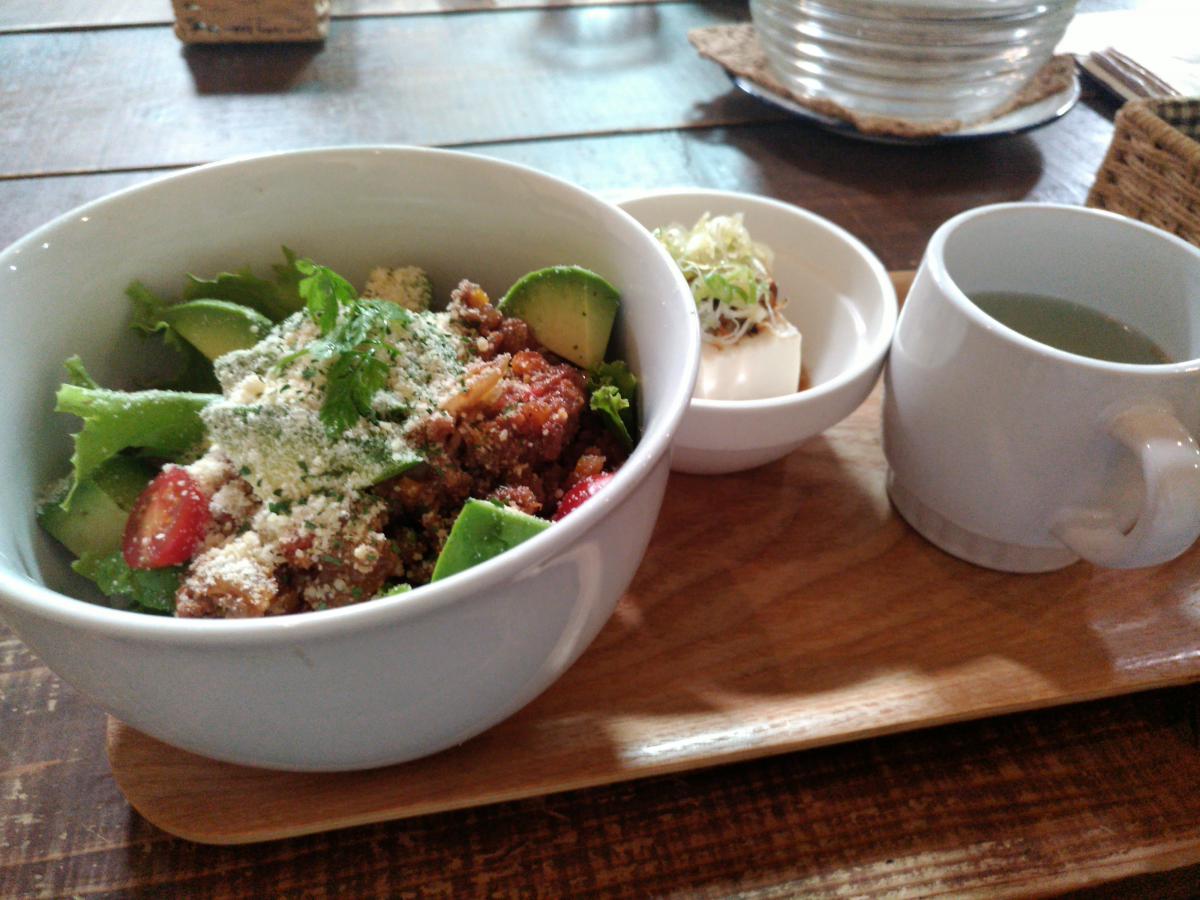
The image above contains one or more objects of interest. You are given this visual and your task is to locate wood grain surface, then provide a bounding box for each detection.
[0,0,665,33]
[0,0,1146,33]
[0,103,1119,274]
[103,273,1200,843]
[5,0,1200,894]
[0,2,786,179]
[7,641,1200,896]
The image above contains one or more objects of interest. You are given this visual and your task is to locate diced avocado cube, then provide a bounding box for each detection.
[162,299,273,361]
[430,499,551,582]
[497,266,619,370]
[38,457,154,558]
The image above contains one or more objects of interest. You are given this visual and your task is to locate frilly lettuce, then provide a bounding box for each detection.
[72,551,180,615]
[588,360,637,450]
[54,359,215,508]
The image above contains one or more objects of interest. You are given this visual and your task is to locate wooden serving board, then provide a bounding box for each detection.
[107,272,1200,844]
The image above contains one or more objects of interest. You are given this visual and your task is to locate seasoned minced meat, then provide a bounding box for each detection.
[174,278,627,617]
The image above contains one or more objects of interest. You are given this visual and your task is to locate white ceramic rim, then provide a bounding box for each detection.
[619,188,897,412]
[0,145,700,644]
[925,202,1200,373]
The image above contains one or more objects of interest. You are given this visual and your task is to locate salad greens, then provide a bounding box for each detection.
[54,368,215,508]
[588,360,637,450]
[72,551,181,615]
[43,250,636,617]
[182,247,305,322]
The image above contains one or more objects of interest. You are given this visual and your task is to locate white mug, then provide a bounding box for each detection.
[883,203,1200,573]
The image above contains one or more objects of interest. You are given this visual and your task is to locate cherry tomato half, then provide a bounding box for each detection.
[552,472,614,522]
[122,468,211,569]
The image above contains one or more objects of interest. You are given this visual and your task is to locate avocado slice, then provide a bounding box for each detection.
[498,266,619,370]
[162,299,273,361]
[430,499,551,582]
[38,456,154,558]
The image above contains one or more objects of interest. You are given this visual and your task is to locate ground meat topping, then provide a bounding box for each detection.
[172,276,627,618]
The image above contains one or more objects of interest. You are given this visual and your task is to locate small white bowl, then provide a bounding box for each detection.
[619,190,897,475]
[0,147,699,771]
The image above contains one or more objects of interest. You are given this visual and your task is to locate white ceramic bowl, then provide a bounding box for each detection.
[0,147,699,771]
[619,190,896,474]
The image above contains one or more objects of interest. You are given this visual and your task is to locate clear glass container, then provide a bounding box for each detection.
[750,0,1079,124]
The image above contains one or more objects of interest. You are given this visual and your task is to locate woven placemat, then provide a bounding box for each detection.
[690,24,1076,139]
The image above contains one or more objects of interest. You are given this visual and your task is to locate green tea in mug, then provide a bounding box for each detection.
[970,291,1172,365]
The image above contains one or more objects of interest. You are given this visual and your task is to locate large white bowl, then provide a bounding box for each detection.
[619,190,896,475]
[0,147,699,771]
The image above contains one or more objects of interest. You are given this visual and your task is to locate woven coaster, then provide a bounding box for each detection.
[1086,97,1200,247]
[690,24,1076,139]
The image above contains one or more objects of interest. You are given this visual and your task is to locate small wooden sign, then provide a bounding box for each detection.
[173,0,331,44]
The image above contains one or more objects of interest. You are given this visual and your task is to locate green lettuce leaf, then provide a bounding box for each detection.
[590,385,631,450]
[63,355,99,389]
[587,360,638,450]
[128,280,174,342]
[55,380,215,507]
[271,246,305,312]
[183,247,305,322]
[127,281,221,393]
[72,552,180,615]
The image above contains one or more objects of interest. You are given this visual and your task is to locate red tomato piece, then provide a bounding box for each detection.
[122,468,211,569]
[552,472,614,521]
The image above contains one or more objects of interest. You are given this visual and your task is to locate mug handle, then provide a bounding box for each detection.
[1053,405,1200,569]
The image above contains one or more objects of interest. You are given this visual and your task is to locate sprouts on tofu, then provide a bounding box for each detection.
[653,213,788,346]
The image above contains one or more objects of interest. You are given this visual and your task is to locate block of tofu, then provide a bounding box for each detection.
[694,324,802,401]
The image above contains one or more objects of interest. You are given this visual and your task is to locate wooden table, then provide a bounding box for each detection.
[5,0,1200,895]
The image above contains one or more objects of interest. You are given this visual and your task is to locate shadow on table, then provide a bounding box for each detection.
[552,430,1143,735]
[528,6,666,71]
[678,107,1047,267]
[181,18,372,95]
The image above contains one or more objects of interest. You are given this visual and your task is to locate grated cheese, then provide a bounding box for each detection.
[179,286,478,614]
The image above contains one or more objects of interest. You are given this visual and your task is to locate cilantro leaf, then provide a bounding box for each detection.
[72,551,180,615]
[320,351,391,436]
[296,258,357,336]
[587,360,638,449]
[302,299,409,362]
[283,297,411,438]
[55,379,216,507]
